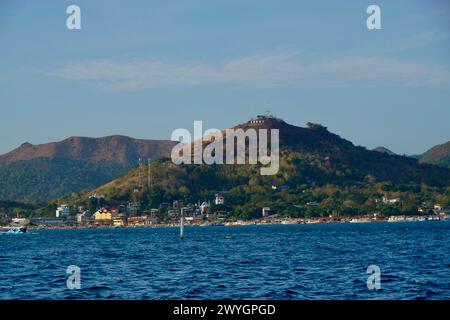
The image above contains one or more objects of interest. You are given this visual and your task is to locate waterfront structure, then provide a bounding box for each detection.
[56,204,70,218]
[76,211,91,224]
[200,201,210,215]
[434,204,450,215]
[113,215,127,227]
[94,208,117,223]
[167,209,178,218]
[29,218,67,227]
[11,218,30,226]
[127,215,157,226]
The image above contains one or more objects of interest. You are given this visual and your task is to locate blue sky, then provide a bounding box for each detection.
[0,0,449,155]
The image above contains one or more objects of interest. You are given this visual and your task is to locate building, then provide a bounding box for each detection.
[89,194,105,200]
[29,218,67,227]
[168,209,178,218]
[215,193,225,205]
[375,197,401,205]
[182,207,194,217]
[262,207,271,217]
[249,119,265,125]
[113,215,128,227]
[382,197,401,205]
[200,201,210,215]
[127,215,154,226]
[94,208,116,223]
[248,115,274,125]
[11,218,30,226]
[127,202,139,215]
[433,205,450,216]
[271,185,290,191]
[76,211,92,224]
[56,204,70,218]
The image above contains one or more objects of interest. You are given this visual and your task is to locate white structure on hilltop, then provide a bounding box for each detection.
[56,204,70,218]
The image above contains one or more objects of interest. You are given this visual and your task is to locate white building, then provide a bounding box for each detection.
[89,194,105,200]
[76,211,91,223]
[262,207,271,217]
[200,201,210,215]
[382,197,401,205]
[215,193,225,205]
[168,209,178,218]
[434,204,450,216]
[376,197,401,205]
[56,204,70,218]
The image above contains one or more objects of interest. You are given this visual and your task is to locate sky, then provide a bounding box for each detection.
[0,0,449,156]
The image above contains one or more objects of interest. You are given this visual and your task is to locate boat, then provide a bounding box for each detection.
[3,227,27,234]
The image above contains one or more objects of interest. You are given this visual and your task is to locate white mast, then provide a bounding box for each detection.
[180,207,184,240]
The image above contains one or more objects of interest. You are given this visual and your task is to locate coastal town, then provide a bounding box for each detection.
[2,192,449,230]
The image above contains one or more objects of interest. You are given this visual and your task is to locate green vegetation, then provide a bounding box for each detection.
[0,157,127,202]
[0,200,36,217]
[60,153,450,220]
[2,120,449,220]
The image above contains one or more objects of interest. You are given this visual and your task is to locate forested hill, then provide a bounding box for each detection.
[0,136,176,202]
[61,117,449,219]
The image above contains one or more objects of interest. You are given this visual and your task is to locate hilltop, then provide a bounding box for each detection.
[0,135,176,166]
[373,146,396,156]
[418,141,450,168]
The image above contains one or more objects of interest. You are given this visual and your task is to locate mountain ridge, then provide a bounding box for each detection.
[373,146,396,156]
[0,135,177,166]
[418,141,450,168]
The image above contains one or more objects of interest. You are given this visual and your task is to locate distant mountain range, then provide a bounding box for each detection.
[417,142,450,168]
[0,135,176,166]
[0,136,176,202]
[373,142,450,168]
[1,119,448,204]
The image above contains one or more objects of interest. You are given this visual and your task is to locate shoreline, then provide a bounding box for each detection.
[10,215,449,231]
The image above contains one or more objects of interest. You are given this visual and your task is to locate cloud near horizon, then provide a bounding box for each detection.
[44,52,450,91]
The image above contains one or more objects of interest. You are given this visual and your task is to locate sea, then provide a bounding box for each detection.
[0,222,449,300]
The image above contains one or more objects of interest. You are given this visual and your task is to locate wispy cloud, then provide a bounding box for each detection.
[44,52,450,91]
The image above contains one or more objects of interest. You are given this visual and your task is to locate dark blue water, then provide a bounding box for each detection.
[0,222,449,300]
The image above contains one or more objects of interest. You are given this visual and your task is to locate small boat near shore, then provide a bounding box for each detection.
[0,226,27,234]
